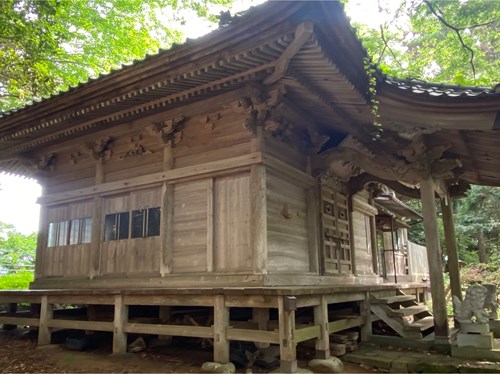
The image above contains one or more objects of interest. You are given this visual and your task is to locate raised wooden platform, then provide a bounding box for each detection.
[0,283,428,373]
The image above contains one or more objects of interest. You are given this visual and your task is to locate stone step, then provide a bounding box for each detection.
[371,295,416,304]
[403,316,434,332]
[387,305,428,317]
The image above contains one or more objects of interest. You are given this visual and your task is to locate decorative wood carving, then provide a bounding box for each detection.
[85,137,113,161]
[201,114,220,131]
[319,134,462,185]
[152,116,186,147]
[36,153,57,172]
[70,151,82,165]
[120,134,153,159]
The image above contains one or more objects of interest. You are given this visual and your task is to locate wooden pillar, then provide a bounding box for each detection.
[420,178,449,341]
[89,196,103,278]
[95,158,104,184]
[213,295,230,363]
[86,305,97,335]
[159,306,173,341]
[113,295,128,354]
[34,201,48,281]
[368,197,379,275]
[360,292,372,342]
[278,296,297,373]
[252,308,270,348]
[314,295,330,359]
[38,296,53,345]
[250,164,267,274]
[160,182,174,275]
[307,188,320,273]
[440,193,462,324]
[206,178,215,272]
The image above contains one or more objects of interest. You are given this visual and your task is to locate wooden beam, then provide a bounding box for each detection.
[124,323,213,338]
[213,295,230,363]
[0,316,40,327]
[48,295,114,305]
[112,295,128,354]
[123,294,214,306]
[313,295,330,358]
[250,164,267,274]
[39,152,263,205]
[38,296,53,346]
[226,328,279,344]
[48,319,113,332]
[327,316,363,333]
[225,295,276,308]
[420,178,449,342]
[264,21,314,84]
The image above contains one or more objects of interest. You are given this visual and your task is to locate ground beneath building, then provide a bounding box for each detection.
[0,329,377,373]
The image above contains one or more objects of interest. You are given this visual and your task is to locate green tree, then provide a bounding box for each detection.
[349,0,499,86]
[0,222,37,274]
[454,185,500,264]
[0,0,232,112]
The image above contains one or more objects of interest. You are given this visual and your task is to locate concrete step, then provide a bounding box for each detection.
[387,305,428,317]
[403,316,434,332]
[371,295,416,304]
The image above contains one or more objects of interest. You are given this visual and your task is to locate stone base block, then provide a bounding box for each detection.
[460,322,490,334]
[457,332,494,349]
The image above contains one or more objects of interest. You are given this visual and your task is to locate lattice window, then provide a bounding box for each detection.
[320,179,352,274]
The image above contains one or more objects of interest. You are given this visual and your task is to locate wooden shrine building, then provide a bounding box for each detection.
[0,1,499,371]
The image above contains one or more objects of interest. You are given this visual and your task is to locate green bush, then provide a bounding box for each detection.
[0,271,34,290]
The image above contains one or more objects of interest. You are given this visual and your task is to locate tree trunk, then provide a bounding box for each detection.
[477,231,488,263]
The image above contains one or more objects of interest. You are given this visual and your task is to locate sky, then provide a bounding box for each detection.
[0,0,383,234]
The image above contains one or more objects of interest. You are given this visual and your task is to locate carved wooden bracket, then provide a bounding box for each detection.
[319,135,462,185]
[85,136,113,161]
[152,116,186,147]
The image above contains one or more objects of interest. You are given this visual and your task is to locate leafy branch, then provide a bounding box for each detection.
[421,0,493,82]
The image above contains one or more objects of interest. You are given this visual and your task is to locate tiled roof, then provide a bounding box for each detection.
[384,77,499,98]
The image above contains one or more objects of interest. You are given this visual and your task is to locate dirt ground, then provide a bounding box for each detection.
[0,329,378,373]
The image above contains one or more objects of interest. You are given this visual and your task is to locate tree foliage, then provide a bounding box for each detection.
[349,0,499,86]
[0,222,37,274]
[0,0,231,112]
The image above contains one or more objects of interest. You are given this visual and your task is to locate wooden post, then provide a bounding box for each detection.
[113,295,128,354]
[278,296,297,373]
[161,143,175,276]
[307,188,320,273]
[207,178,215,272]
[314,295,330,359]
[369,196,379,275]
[250,164,267,274]
[420,178,449,342]
[159,306,173,342]
[34,201,48,281]
[160,182,174,275]
[360,292,372,342]
[86,305,97,335]
[163,144,175,171]
[440,192,462,325]
[38,296,53,345]
[95,158,104,184]
[90,196,103,278]
[213,295,230,363]
[253,308,270,348]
